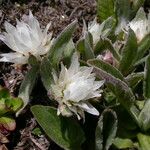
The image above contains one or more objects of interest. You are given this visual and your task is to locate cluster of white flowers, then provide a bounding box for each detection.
[0,11,53,65]
[0,11,104,119]
[51,53,104,119]
[129,8,150,43]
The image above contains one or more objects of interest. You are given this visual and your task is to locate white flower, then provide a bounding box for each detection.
[88,18,113,46]
[129,8,150,43]
[88,19,101,46]
[50,53,104,120]
[0,11,53,64]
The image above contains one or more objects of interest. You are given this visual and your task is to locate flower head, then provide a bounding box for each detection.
[50,53,104,119]
[129,8,150,43]
[0,11,53,64]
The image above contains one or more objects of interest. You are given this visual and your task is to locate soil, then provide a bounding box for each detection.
[0,0,96,149]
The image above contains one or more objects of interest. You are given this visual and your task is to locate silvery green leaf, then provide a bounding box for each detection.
[40,57,53,91]
[143,55,150,99]
[88,59,140,123]
[17,56,39,116]
[31,105,85,150]
[138,99,150,131]
[97,0,115,21]
[77,32,95,61]
[133,35,150,64]
[119,28,138,75]
[48,20,77,69]
[95,109,117,150]
[125,72,144,89]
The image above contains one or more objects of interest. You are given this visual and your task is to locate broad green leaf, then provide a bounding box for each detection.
[88,59,124,80]
[31,105,85,150]
[97,0,115,21]
[88,59,139,123]
[125,72,144,89]
[138,99,150,131]
[113,137,134,149]
[137,133,150,150]
[17,58,39,116]
[94,38,120,61]
[119,29,138,75]
[143,55,150,99]
[48,20,77,69]
[95,109,117,150]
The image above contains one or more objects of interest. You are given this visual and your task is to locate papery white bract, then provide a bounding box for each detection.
[88,19,101,46]
[50,53,104,120]
[88,18,113,46]
[129,8,150,43]
[0,11,52,64]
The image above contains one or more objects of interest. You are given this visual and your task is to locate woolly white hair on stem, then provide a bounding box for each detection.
[0,11,52,64]
[50,53,104,120]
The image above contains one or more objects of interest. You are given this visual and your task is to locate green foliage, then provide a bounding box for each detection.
[119,28,138,75]
[97,0,115,21]
[137,133,150,150]
[48,20,77,69]
[31,105,85,150]
[143,55,150,99]
[113,137,134,149]
[95,109,117,150]
[17,56,39,115]
[0,86,23,132]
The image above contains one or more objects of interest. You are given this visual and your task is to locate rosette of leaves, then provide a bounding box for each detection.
[75,0,150,149]
[0,86,23,144]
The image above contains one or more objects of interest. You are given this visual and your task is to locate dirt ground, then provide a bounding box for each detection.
[0,0,96,149]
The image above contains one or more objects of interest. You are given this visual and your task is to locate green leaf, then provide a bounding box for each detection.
[88,59,140,123]
[119,29,138,75]
[115,0,131,33]
[84,32,95,60]
[95,109,117,150]
[113,137,134,149]
[134,35,150,65]
[77,32,95,61]
[40,57,54,91]
[138,99,150,131]
[48,20,77,69]
[137,133,150,150]
[31,105,85,150]
[0,87,10,99]
[88,59,124,80]
[143,55,150,99]
[17,59,39,116]
[94,38,120,61]
[130,0,145,18]
[5,97,23,113]
[125,72,144,89]
[97,0,115,21]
